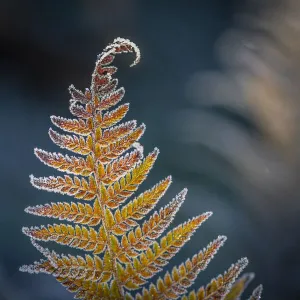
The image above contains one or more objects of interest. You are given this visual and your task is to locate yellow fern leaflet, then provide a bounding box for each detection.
[21,38,262,299]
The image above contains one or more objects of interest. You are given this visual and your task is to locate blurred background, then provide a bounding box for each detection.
[0,0,299,299]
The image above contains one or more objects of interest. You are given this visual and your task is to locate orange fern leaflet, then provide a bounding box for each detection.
[20,38,262,300]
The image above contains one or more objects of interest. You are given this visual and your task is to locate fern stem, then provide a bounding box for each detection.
[90,92,124,298]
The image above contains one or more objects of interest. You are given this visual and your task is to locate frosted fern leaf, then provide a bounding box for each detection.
[20,38,262,299]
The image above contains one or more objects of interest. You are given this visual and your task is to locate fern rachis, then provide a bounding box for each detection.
[20,38,262,300]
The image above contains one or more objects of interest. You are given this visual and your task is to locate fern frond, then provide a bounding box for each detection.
[111,176,173,234]
[135,235,227,299]
[59,279,123,300]
[30,174,97,200]
[97,123,145,164]
[103,148,159,208]
[25,200,102,226]
[99,103,129,128]
[224,273,255,300]
[69,102,92,119]
[99,149,143,185]
[49,128,93,155]
[21,253,107,282]
[248,285,263,300]
[113,189,189,260]
[98,120,136,146]
[96,87,125,111]
[22,224,107,254]
[182,258,249,300]
[51,116,93,136]
[68,85,91,104]
[97,78,118,98]
[138,188,187,239]
[21,38,261,299]
[34,149,94,176]
[123,212,212,279]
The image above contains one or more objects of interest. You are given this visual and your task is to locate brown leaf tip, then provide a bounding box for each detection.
[250,285,263,300]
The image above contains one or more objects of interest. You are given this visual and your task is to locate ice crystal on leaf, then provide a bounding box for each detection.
[20,38,262,299]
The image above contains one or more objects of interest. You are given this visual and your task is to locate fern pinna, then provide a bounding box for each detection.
[20,38,262,300]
